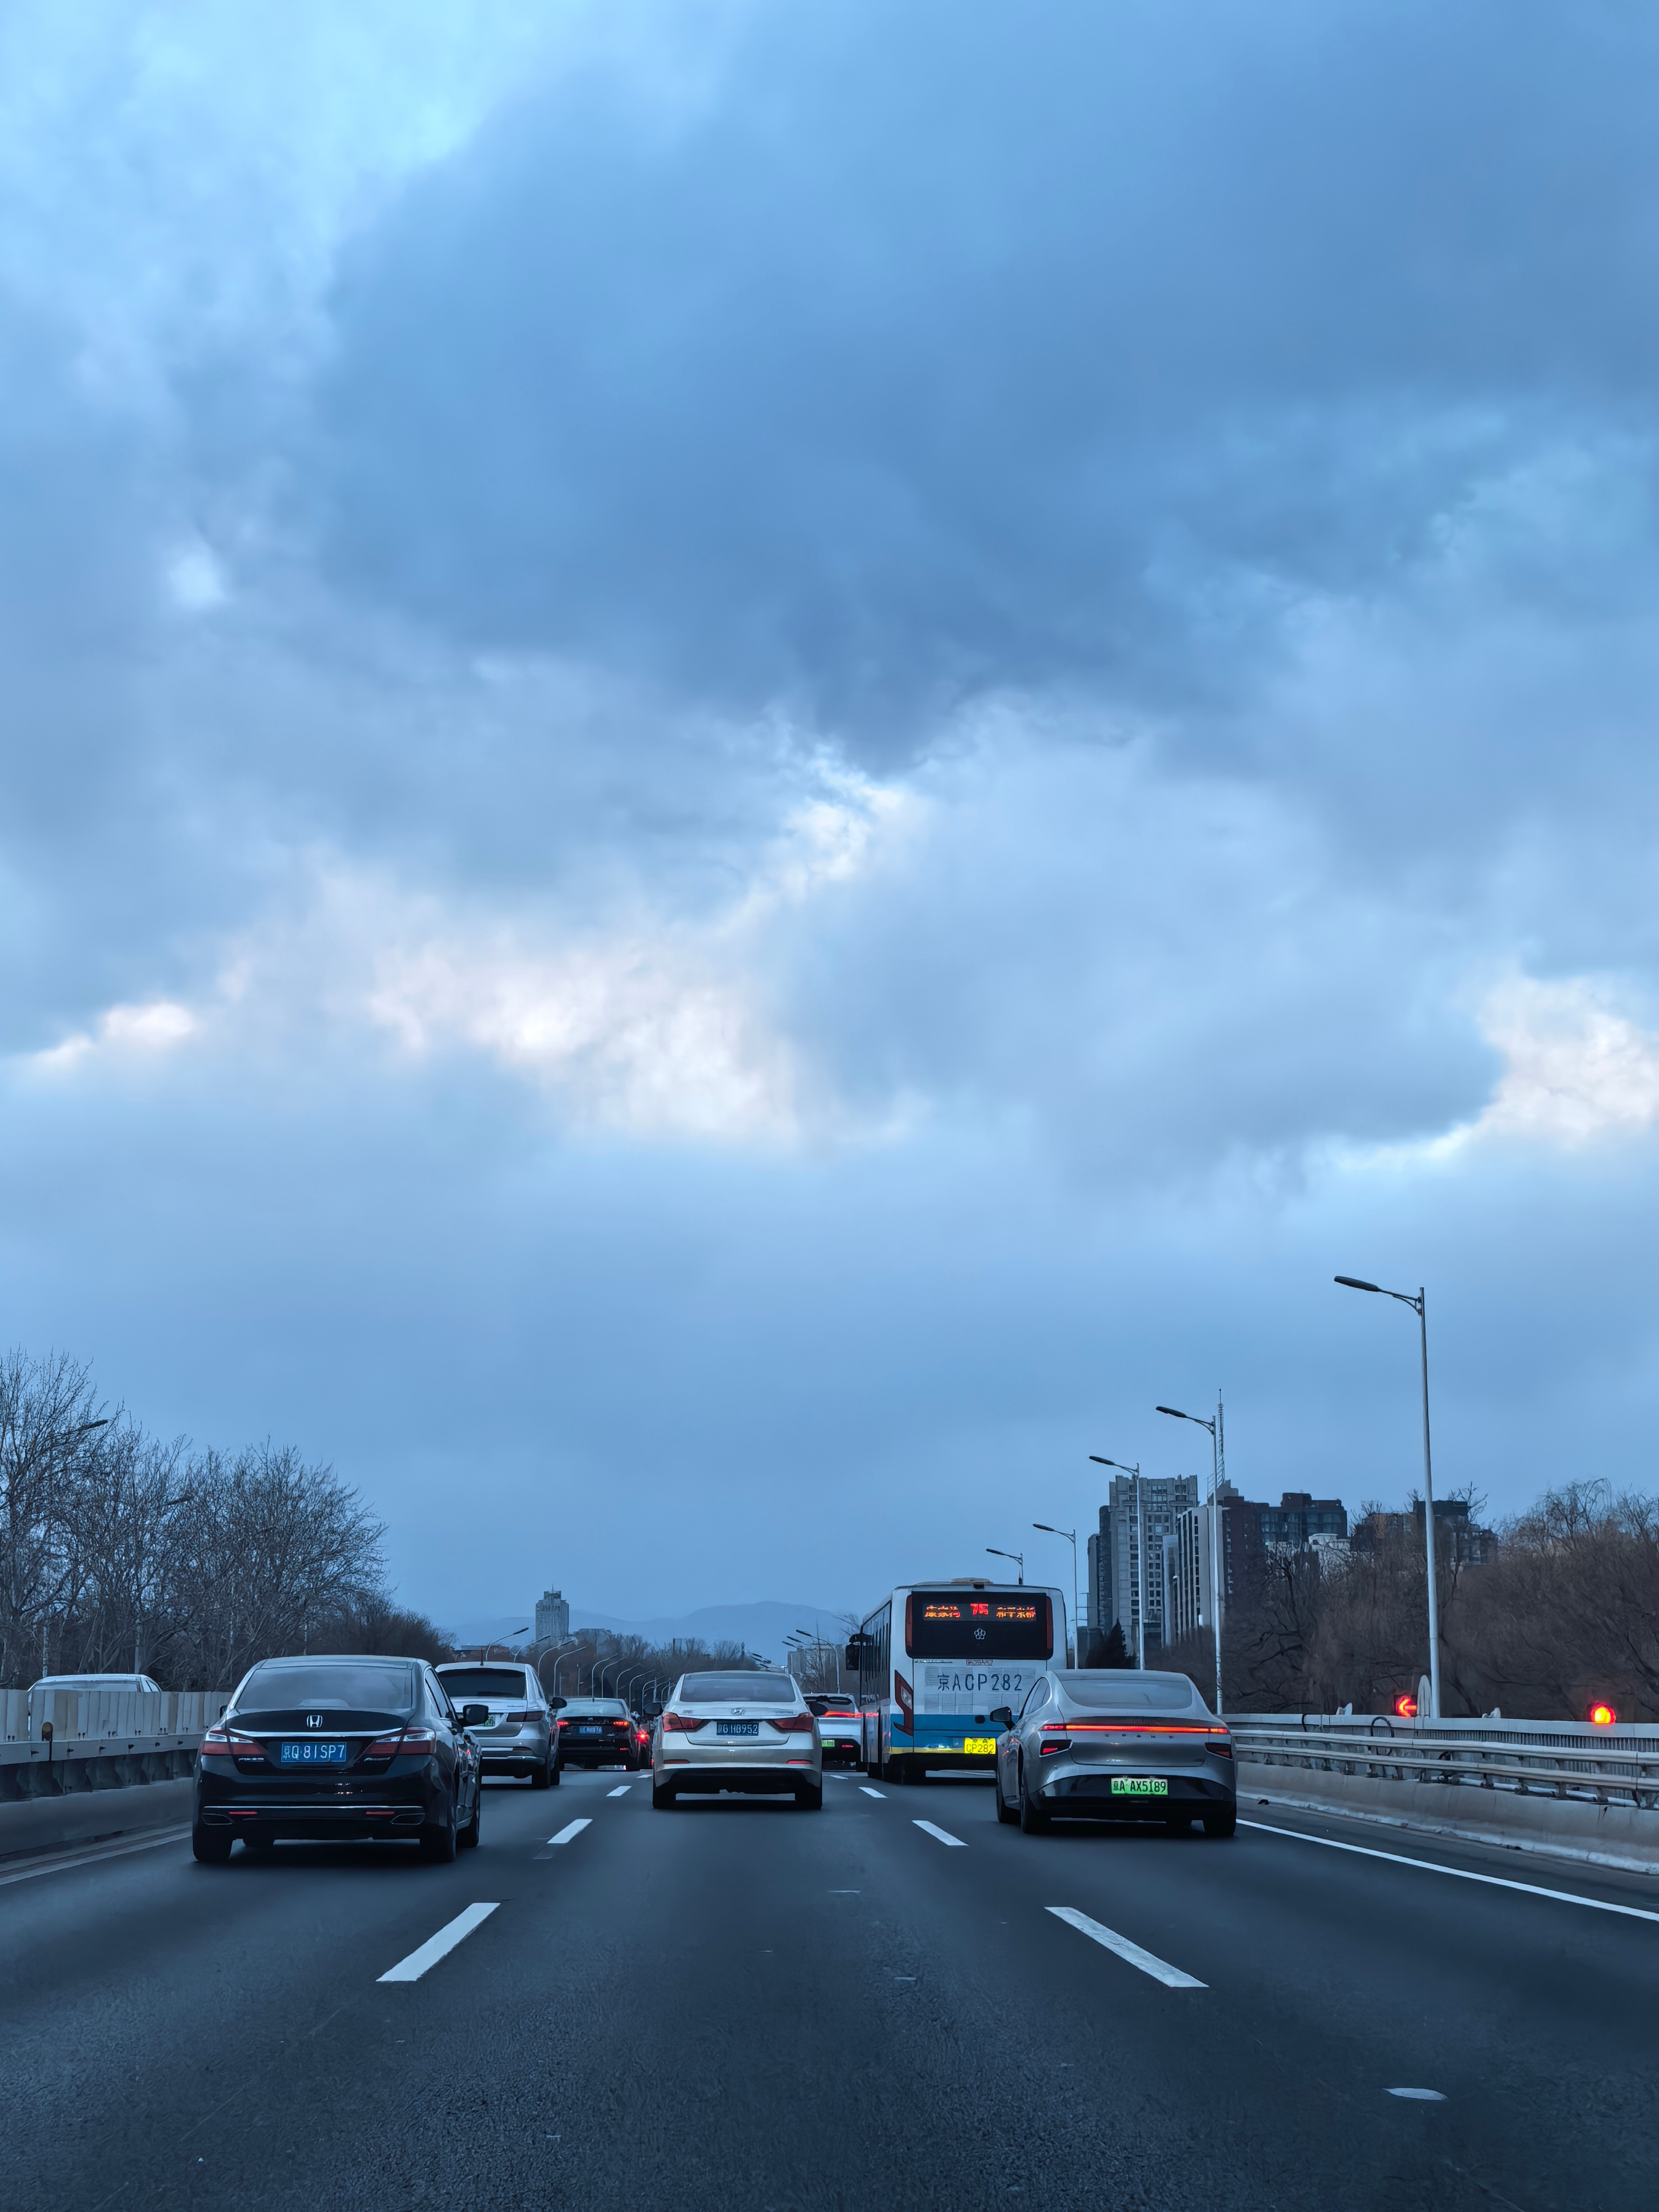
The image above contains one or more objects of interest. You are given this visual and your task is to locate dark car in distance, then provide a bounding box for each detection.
[556,1697,640,1769]
[192,1654,484,1863]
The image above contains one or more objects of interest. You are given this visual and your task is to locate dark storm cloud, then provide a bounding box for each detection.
[311,2,1659,755]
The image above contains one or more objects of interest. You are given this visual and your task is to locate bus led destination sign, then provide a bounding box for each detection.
[906,1591,1053,1661]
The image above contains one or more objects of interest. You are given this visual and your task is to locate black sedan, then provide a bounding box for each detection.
[192,1654,485,1863]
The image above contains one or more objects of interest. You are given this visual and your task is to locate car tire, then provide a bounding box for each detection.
[995,1776,1019,1825]
[795,1783,824,1811]
[530,1758,552,1790]
[651,1781,677,1810]
[1019,1759,1049,1833]
[549,1761,561,1786]
[1202,1809,1237,1839]
[420,1806,458,1863]
[460,1784,483,1850]
[191,1825,232,1864]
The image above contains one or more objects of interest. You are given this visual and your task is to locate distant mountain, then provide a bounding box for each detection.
[441,1601,848,1667]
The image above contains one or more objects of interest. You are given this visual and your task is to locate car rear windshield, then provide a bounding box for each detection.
[1057,1671,1199,1711]
[560,1700,629,1716]
[437,1669,531,1700]
[677,1674,799,1704]
[236,1662,417,1715]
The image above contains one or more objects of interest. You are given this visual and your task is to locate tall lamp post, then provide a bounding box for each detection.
[1156,1400,1225,1715]
[1336,1276,1441,1721]
[986,1547,1024,1584]
[1089,1457,1146,1668]
[1032,1523,1079,1667]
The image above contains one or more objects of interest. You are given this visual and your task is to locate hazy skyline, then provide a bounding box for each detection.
[5,4,1659,1626]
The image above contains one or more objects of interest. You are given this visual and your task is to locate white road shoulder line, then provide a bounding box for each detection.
[0,1825,191,1888]
[377,1902,499,1984]
[860,1785,886,1799]
[913,1819,966,1847]
[1047,1905,1207,1989]
[1240,1819,1659,1925]
[606,1786,631,1798]
[547,1818,592,1845]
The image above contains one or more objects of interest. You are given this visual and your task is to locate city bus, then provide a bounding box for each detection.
[849,1579,1070,1782]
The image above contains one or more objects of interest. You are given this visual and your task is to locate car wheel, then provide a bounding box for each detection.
[795,1783,824,1811]
[549,1760,561,1787]
[1202,1809,1237,1839]
[1019,1758,1049,1833]
[191,1825,232,1864]
[530,1758,552,1790]
[995,1773,1019,1825]
[420,1806,458,1862]
[651,1781,677,1810]
[460,1785,483,1850]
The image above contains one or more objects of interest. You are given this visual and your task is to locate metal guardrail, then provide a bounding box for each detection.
[0,1688,231,1802]
[1227,1714,1659,1812]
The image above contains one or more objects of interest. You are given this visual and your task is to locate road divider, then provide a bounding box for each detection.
[1046,1906,1206,1989]
[377,1903,500,1984]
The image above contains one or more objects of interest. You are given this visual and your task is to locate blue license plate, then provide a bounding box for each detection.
[578,1725,602,1736]
[717,1721,760,1738]
[278,1740,348,1765]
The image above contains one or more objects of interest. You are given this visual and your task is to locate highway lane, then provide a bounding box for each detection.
[0,1768,1654,2210]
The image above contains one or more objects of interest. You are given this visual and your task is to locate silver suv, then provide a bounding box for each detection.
[434,1662,559,1789]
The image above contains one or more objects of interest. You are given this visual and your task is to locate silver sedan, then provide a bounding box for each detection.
[648,1670,822,1809]
[991,1669,1236,1836]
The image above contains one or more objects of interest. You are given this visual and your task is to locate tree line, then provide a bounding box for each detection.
[0,1349,448,1690]
[1154,1480,1659,1720]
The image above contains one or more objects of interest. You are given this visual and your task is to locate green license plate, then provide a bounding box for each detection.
[1110,1776,1168,1796]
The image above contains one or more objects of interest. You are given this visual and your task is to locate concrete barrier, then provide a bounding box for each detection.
[0,1687,230,1805]
[0,1778,194,1865]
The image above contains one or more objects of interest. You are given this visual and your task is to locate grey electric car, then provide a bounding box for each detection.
[992,1669,1236,1835]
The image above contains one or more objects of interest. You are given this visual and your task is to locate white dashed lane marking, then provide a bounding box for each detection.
[859,1786,886,1799]
[1046,1906,1206,1990]
[547,1819,591,1845]
[606,1786,631,1798]
[913,1819,967,1848]
[1388,2088,1447,2101]
[377,1903,500,1984]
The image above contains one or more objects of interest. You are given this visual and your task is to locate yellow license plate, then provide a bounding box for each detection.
[963,1736,997,1755]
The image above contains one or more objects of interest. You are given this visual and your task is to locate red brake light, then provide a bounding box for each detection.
[1588,1702,1617,1727]
[771,1711,814,1733]
[661,1711,703,1732]
[502,1710,536,1725]
[201,1728,264,1761]
[364,1727,440,1759]
[1208,1732,1232,1758]
[610,1717,630,1729]
[1393,1694,1418,1719]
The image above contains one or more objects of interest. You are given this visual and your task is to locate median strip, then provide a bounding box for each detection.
[1046,1905,1206,1989]
[377,1903,500,1984]
[913,1819,967,1848]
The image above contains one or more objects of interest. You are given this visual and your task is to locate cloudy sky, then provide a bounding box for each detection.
[4,2,1658,1630]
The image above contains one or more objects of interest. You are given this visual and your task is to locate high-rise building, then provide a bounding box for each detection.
[1095,1473,1201,1658]
[534,1588,570,1646]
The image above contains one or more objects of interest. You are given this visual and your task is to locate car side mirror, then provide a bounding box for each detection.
[461,1704,489,1728]
[548,1696,567,1711]
[643,1701,663,1719]
[989,1707,1014,1730]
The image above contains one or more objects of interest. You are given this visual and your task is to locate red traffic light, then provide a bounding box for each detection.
[1587,1701,1617,1727]
[1393,1693,1418,1719]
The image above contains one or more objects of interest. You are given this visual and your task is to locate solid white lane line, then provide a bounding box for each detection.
[1046,1906,1207,1990]
[547,1818,591,1845]
[913,1819,967,1848]
[606,1786,631,1798]
[1241,1819,1659,1926]
[860,1786,886,1799]
[377,1903,500,1984]
[0,1826,191,1888]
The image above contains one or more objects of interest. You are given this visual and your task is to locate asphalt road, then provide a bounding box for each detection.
[1,1766,1655,2211]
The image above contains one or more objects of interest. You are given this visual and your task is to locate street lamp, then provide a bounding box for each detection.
[1335,1276,1442,1721]
[1032,1523,1080,1668]
[1156,1400,1226,1716]
[986,1547,1024,1584]
[1089,1458,1147,1669]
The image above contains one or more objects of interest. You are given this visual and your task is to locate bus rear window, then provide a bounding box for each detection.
[905,1591,1053,1660]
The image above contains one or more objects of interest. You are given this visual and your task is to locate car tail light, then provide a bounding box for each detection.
[770,1712,814,1734]
[1207,1733,1232,1758]
[661,1711,704,1732]
[201,1728,264,1761]
[610,1717,630,1729]
[364,1727,440,1759]
[556,1718,569,1730]
[502,1711,536,1724]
